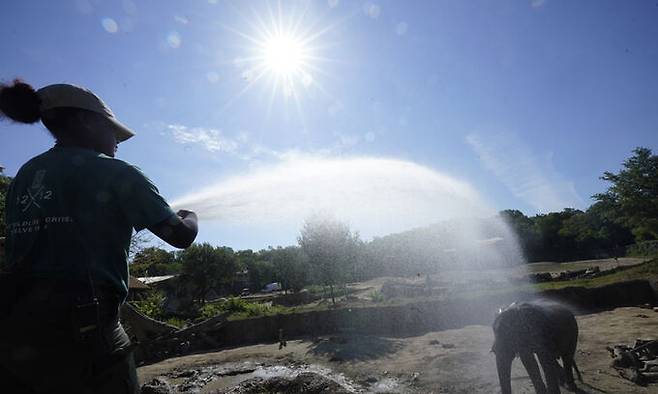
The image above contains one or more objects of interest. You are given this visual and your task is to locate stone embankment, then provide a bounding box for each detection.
[127,279,656,365]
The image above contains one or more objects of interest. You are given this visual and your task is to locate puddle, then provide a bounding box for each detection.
[145,362,368,393]
[368,377,403,393]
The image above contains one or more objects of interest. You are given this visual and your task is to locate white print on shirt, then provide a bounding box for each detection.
[8,216,74,235]
[17,169,53,212]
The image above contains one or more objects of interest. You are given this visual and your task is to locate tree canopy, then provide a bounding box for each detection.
[180,243,238,305]
[298,215,360,303]
[594,147,658,242]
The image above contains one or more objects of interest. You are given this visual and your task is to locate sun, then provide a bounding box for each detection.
[262,34,306,75]
[221,2,337,121]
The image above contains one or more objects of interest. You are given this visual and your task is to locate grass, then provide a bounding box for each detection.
[198,297,331,321]
[368,290,385,303]
[445,258,658,300]
[533,258,658,291]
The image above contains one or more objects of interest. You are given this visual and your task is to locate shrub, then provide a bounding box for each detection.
[627,241,658,257]
[130,290,166,321]
[368,290,385,303]
[166,317,187,329]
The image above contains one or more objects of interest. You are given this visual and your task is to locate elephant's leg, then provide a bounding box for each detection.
[520,352,547,394]
[561,356,577,391]
[552,358,566,386]
[538,353,561,394]
[495,352,514,394]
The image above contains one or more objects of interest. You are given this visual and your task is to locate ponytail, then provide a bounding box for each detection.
[0,79,41,124]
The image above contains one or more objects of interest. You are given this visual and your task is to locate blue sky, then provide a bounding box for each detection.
[1,0,657,250]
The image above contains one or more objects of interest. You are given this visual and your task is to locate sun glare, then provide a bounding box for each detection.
[221,2,337,123]
[262,34,305,75]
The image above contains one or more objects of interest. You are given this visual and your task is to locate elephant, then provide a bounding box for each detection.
[492,301,582,394]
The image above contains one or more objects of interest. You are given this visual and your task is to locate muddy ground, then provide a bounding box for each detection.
[138,306,658,393]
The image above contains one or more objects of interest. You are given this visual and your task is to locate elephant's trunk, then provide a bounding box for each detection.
[496,352,513,394]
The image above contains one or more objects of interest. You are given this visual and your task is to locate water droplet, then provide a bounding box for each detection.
[328,0,339,8]
[241,68,254,82]
[301,72,313,87]
[363,3,381,19]
[122,0,137,15]
[206,71,220,83]
[76,0,93,14]
[283,85,293,98]
[364,132,376,142]
[101,18,119,33]
[167,31,181,48]
[395,22,408,36]
[175,15,189,25]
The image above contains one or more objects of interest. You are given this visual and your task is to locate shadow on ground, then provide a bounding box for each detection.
[306,334,403,362]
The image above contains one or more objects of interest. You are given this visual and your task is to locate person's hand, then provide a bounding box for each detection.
[177,210,197,221]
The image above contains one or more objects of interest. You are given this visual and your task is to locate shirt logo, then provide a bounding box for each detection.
[18,169,53,212]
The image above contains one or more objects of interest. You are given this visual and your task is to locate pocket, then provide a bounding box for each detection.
[103,320,132,355]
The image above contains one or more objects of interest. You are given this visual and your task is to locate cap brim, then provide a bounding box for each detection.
[108,117,135,142]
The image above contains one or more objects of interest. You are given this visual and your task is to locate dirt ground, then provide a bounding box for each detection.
[138,306,658,393]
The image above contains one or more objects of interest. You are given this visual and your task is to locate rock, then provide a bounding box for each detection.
[141,377,173,394]
[429,339,440,345]
[442,343,455,349]
[365,376,378,383]
[222,372,352,394]
[173,369,197,378]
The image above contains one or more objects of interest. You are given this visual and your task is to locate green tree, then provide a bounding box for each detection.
[267,246,308,293]
[594,147,658,241]
[499,209,539,260]
[298,215,360,304]
[532,209,581,261]
[0,168,11,239]
[130,246,180,277]
[244,256,276,292]
[180,243,238,305]
[0,168,11,268]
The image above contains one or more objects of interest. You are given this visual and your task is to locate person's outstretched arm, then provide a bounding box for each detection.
[148,209,198,249]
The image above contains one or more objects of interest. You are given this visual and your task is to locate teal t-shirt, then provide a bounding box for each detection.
[4,146,176,302]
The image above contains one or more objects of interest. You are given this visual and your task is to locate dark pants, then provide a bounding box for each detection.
[0,280,139,394]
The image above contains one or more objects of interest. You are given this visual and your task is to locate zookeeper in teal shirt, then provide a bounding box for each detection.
[0,80,198,394]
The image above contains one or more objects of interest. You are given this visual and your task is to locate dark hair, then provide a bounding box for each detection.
[0,79,41,123]
[0,79,90,141]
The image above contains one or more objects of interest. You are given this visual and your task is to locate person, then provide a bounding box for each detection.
[0,80,199,393]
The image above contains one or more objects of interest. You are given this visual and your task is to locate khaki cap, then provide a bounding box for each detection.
[36,84,135,142]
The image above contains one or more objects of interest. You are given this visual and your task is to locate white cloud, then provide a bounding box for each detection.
[466,132,583,213]
[168,124,238,153]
